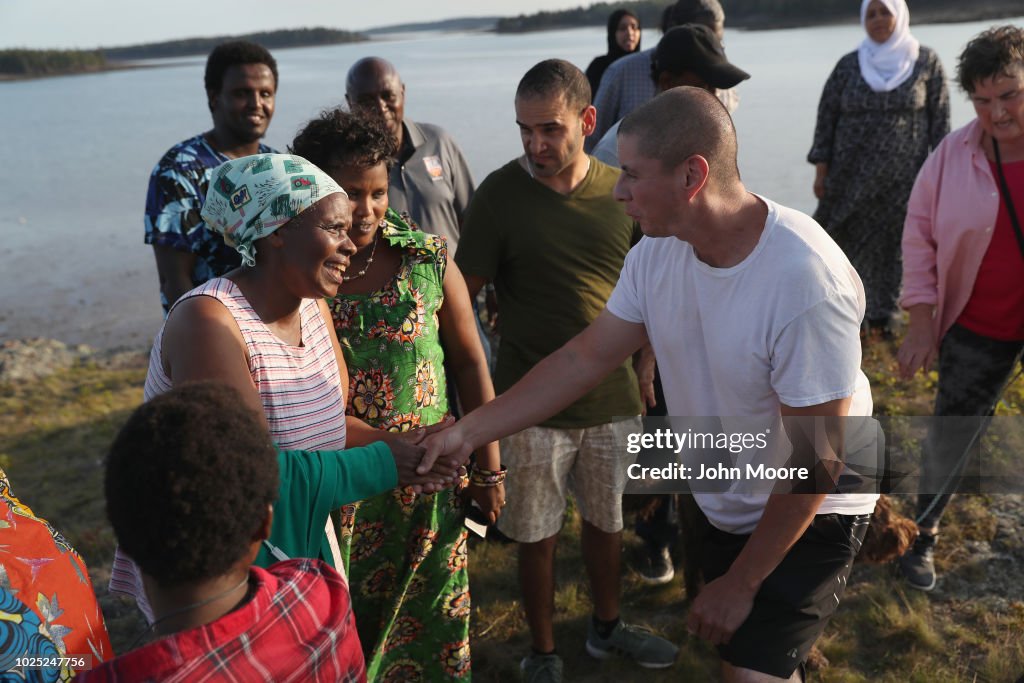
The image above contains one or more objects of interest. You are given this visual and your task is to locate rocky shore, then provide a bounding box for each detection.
[0,338,148,383]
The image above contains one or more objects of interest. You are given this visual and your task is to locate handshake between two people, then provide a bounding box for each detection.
[380,416,504,525]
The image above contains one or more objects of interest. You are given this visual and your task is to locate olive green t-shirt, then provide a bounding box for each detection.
[456,157,642,428]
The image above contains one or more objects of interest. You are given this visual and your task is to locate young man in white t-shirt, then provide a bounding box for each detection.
[421,87,878,682]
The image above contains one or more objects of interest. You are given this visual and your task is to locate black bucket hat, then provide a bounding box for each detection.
[652,24,750,89]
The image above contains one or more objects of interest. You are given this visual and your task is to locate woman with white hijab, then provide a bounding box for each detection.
[808,0,949,338]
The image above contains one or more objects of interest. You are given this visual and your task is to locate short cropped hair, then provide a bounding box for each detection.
[290,107,398,173]
[204,40,278,94]
[666,0,725,32]
[619,86,739,186]
[105,382,279,586]
[516,59,591,111]
[957,25,1024,93]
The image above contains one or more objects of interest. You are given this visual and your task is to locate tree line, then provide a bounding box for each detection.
[102,27,367,61]
[1,27,367,78]
[0,49,107,77]
[495,0,1024,33]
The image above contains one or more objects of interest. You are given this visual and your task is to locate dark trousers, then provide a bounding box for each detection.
[916,324,1023,530]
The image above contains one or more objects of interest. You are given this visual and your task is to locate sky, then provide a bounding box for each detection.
[0,0,591,49]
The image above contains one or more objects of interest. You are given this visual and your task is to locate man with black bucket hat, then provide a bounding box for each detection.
[593,23,750,167]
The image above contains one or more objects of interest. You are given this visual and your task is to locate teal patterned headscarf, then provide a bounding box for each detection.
[200,153,347,267]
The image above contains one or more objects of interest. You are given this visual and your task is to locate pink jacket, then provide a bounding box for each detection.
[901,118,1001,342]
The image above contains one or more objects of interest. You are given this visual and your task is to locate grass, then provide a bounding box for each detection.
[3,336,1024,681]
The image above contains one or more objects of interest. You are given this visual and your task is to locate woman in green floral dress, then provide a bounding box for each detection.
[292,109,503,681]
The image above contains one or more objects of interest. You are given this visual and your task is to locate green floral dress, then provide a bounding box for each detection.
[330,211,471,682]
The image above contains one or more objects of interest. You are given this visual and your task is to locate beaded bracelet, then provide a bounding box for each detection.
[469,464,506,487]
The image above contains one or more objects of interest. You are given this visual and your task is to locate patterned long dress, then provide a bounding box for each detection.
[329,212,470,682]
[808,47,950,323]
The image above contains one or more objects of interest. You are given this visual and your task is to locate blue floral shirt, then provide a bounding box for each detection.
[144,134,275,310]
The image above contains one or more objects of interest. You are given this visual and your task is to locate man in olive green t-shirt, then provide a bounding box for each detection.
[456,60,675,678]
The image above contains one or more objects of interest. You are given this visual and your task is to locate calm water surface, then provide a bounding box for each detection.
[1,17,1019,348]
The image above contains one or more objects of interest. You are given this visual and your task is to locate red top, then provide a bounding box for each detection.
[956,158,1024,341]
[79,560,365,683]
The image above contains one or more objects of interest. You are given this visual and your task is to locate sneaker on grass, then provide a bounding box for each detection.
[520,652,562,683]
[585,619,678,669]
[898,532,937,591]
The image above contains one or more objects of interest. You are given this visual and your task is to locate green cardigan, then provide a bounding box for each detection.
[254,442,397,568]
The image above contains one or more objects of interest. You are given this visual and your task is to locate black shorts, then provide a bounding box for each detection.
[700,512,871,678]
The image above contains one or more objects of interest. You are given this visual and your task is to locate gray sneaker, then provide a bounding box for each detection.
[520,652,562,683]
[898,533,937,591]
[585,619,678,669]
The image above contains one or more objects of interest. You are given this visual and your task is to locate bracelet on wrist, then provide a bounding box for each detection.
[469,464,506,487]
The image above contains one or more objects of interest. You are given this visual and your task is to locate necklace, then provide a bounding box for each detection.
[128,575,250,650]
[343,228,382,282]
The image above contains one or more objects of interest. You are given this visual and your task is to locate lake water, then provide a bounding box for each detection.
[1,17,1020,349]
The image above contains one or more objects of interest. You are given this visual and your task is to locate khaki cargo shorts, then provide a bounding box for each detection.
[496,418,640,543]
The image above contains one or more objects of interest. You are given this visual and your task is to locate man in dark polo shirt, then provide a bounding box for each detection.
[346,56,474,253]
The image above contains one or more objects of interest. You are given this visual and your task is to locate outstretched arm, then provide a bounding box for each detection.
[419,309,648,472]
[439,257,504,522]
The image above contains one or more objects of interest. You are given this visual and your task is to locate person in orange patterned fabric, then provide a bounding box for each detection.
[291,108,502,681]
[0,469,112,680]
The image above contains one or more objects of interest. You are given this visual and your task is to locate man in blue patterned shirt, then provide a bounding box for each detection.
[145,41,278,311]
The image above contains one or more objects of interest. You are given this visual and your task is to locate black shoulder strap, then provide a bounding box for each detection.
[992,138,1024,261]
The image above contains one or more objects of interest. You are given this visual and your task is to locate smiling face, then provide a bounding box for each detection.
[514,93,594,180]
[616,15,641,53]
[329,161,390,252]
[864,0,897,45]
[970,64,1024,148]
[278,193,357,298]
[208,63,276,147]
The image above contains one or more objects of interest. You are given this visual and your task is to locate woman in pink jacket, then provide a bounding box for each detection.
[898,25,1024,591]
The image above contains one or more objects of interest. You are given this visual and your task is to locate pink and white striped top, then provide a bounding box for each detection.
[144,278,347,449]
[110,277,348,620]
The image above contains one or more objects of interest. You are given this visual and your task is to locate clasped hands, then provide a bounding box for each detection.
[385,417,503,523]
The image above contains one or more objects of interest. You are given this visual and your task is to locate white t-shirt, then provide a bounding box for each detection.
[592,121,622,168]
[606,196,879,533]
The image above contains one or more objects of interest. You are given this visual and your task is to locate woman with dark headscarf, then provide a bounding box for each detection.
[808,0,949,338]
[586,9,641,97]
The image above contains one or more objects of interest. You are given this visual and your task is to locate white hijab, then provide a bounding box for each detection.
[857,0,920,92]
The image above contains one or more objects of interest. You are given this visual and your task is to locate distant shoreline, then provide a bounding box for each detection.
[0,59,173,83]
[731,7,1024,31]
[3,7,1020,82]
[494,6,1024,34]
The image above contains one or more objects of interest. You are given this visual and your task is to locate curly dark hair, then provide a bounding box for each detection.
[105,382,279,586]
[290,107,398,174]
[204,40,278,95]
[957,25,1024,93]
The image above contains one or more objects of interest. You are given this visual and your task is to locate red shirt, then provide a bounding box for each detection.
[956,158,1024,340]
[78,560,365,683]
